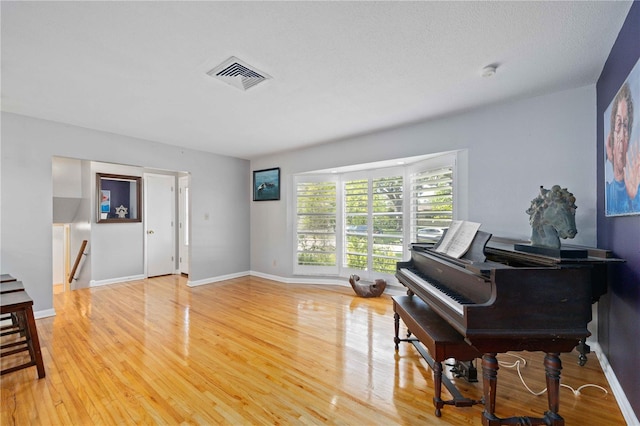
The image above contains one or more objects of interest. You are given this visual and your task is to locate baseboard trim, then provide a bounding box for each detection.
[89,274,146,287]
[250,271,349,286]
[187,271,250,287]
[592,342,639,425]
[34,308,56,319]
[248,271,406,295]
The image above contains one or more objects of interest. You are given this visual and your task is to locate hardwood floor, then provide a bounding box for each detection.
[1,275,626,425]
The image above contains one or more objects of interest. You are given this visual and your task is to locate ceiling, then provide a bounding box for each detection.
[1,1,632,160]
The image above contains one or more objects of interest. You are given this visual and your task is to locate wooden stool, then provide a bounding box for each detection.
[1,281,25,326]
[1,274,17,283]
[1,290,45,378]
[1,280,25,294]
[393,295,481,416]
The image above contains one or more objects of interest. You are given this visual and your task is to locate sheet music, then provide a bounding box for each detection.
[435,220,481,258]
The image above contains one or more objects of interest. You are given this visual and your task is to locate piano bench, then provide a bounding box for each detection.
[393,295,481,417]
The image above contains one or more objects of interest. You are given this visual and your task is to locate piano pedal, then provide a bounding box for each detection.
[447,359,478,383]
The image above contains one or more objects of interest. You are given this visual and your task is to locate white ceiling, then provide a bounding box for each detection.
[1,1,632,160]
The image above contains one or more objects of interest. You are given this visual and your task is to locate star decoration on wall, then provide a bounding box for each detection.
[115,205,128,218]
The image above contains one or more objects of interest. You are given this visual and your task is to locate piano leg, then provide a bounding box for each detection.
[481,353,501,426]
[543,352,564,426]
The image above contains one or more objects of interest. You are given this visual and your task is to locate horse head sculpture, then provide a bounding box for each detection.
[526,185,577,249]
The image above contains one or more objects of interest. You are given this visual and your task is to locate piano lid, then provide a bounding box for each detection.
[485,236,624,267]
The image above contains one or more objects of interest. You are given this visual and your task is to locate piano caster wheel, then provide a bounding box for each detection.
[576,338,590,366]
[578,353,587,366]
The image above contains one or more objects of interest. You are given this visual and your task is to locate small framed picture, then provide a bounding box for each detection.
[253,167,280,201]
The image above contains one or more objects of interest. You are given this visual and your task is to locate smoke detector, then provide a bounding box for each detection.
[482,64,498,77]
[207,56,271,91]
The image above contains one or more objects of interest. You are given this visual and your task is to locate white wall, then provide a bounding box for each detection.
[52,156,82,198]
[250,85,598,278]
[1,112,250,314]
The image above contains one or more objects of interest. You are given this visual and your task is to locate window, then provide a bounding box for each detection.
[294,153,457,279]
[295,178,338,275]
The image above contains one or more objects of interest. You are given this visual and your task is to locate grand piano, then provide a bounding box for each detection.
[394,232,619,426]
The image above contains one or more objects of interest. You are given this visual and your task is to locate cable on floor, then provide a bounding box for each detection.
[496,353,608,397]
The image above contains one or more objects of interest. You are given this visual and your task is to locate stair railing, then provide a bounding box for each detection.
[68,240,88,284]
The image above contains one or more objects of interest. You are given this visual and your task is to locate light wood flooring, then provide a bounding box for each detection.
[1,275,626,425]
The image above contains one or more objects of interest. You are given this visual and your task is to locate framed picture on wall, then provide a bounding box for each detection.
[604,57,640,217]
[96,173,142,222]
[100,190,111,219]
[253,167,280,201]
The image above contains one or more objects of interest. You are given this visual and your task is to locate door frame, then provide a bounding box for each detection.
[178,175,190,275]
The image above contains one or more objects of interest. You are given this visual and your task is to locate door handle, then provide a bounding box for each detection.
[147,230,155,234]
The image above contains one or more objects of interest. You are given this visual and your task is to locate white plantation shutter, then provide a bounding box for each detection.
[410,166,453,244]
[295,179,338,274]
[343,179,369,271]
[371,175,403,273]
[342,174,404,276]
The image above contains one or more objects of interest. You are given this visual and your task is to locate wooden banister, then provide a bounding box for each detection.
[68,240,88,284]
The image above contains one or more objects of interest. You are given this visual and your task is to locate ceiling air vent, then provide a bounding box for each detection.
[206,56,271,91]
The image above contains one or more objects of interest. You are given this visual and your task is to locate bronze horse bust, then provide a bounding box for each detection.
[526,185,577,249]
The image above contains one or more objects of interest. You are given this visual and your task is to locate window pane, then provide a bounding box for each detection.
[411,167,453,244]
[372,176,403,273]
[296,182,337,267]
[344,179,369,270]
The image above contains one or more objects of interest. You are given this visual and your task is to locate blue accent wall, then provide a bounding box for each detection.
[596,1,640,418]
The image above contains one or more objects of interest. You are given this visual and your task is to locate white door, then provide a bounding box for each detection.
[145,174,176,277]
[178,176,190,275]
